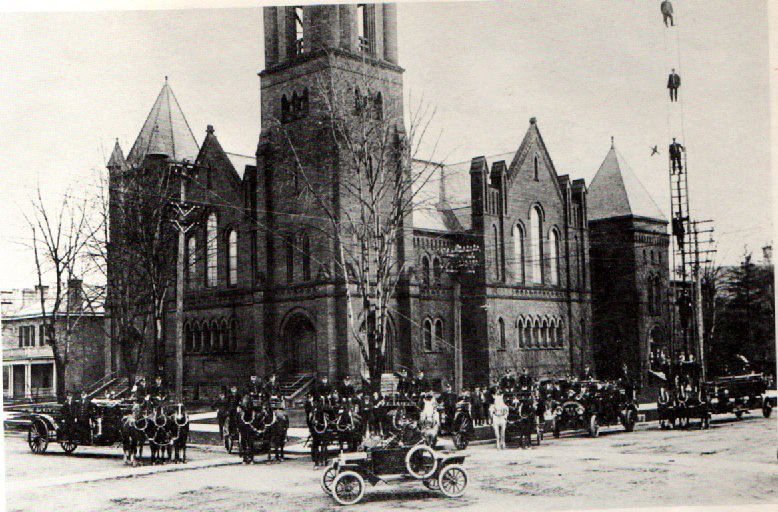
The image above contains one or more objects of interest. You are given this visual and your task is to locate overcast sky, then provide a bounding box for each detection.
[0,0,772,289]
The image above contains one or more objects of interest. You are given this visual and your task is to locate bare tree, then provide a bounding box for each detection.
[26,188,100,400]
[274,69,439,387]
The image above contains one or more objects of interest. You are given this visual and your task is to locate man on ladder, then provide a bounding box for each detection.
[667,69,681,102]
[661,1,674,27]
[669,138,685,174]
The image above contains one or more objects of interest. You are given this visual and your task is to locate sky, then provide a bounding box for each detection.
[0,0,772,289]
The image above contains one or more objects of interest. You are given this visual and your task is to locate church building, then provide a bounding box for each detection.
[105,3,668,399]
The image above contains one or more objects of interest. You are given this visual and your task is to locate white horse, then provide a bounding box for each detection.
[490,394,509,449]
[418,396,440,447]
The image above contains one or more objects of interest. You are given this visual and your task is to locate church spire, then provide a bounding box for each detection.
[106,139,127,171]
[126,79,199,167]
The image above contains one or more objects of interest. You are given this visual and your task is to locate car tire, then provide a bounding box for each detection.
[405,444,437,479]
[437,464,468,498]
[332,471,365,505]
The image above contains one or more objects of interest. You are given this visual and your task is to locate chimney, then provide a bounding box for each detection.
[67,279,84,313]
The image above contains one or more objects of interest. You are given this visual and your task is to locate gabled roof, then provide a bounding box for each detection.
[126,79,200,167]
[588,144,666,222]
[106,140,127,170]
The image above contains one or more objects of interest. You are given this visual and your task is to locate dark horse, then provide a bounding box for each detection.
[306,397,363,467]
[236,395,289,464]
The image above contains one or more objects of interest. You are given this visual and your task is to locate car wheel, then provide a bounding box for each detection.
[437,464,468,498]
[320,465,338,494]
[27,421,49,454]
[332,471,365,505]
[60,440,77,454]
[405,444,437,479]
[762,401,772,418]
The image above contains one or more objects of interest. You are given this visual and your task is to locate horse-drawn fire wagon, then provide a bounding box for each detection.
[549,380,638,438]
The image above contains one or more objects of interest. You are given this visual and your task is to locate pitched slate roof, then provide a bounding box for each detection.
[588,145,666,222]
[106,140,127,170]
[126,79,200,167]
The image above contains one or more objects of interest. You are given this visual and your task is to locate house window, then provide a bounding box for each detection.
[227,230,238,286]
[423,318,433,351]
[513,224,525,283]
[498,317,506,350]
[206,213,218,287]
[530,206,543,284]
[493,225,501,281]
[549,228,560,286]
[39,325,45,346]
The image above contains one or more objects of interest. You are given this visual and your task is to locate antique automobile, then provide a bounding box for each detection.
[320,444,469,505]
[504,390,543,447]
[706,373,772,419]
[550,380,638,438]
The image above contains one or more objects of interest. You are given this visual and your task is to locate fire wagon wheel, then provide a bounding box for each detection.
[332,471,365,506]
[223,418,233,453]
[589,415,600,438]
[763,400,773,418]
[60,440,78,454]
[27,421,49,454]
[622,409,636,432]
[453,431,469,450]
[320,465,338,494]
[437,464,468,498]
[406,444,437,479]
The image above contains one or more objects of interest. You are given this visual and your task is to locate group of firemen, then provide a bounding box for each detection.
[213,374,283,436]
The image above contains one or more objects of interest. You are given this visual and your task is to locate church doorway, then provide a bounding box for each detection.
[281,314,317,376]
[648,326,668,373]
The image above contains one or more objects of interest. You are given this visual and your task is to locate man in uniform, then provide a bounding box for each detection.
[80,390,99,438]
[669,138,685,174]
[150,375,168,411]
[661,0,674,27]
[131,375,147,404]
[395,368,410,396]
[248,375,264,399]
[499,369,517,392]
[213,388,229,439]
[264,374,281,398]
[311,374,333,402]
[518,367,533,390]
[414,370,431,397]
[339,375,357,402]
[61,391,78,439]
[667,68,681,102]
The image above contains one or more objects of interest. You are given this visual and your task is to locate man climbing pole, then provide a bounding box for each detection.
[661,0,674,27]
[669,138,685,174]
[667,68,681,102]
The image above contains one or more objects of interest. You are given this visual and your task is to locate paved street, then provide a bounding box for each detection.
[6,415,777,512]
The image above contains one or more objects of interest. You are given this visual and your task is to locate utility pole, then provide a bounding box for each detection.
[444,244,479,393]
[169,160,199,399]
[690,220,716,381]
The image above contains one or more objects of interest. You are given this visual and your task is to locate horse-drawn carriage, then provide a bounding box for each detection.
[27,398,190,466]
[225,394,289,464]
[438,397,473,450]
[320,444,469,505]
[306,395,365,466]
[27,399,130,455]
[549,380,637,438]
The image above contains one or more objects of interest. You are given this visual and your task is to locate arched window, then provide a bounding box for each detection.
[227,229,238,286]
[533,155,539,180]
[220,320,229,351]
[421,255,430,286]
[206,213,218,287]
[211,321,221,351]
[187,236,197,288]
[513,224,525,283]
[556,320,564,347]
[647,277,655,315]
[517,318,525,348]
[286,234,294,284]
[525,320,533,348]
[498,317,506,350]
[301,233,311,281]
[654,276,662,314]
[434,319,443,347]
[493,224,501,281]
[530,206,543,284]
[532,320,540,348]
[549,228,560,286]
[432,257,442,285]
[423,319,433,351]
[202,322,212,352]
[300,88,310,114]
[184,323,193,353]
[193,322,202,352]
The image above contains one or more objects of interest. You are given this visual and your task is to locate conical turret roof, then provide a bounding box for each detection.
[126,79,199,167]
[588,144,666,222]
[106,139,127,170]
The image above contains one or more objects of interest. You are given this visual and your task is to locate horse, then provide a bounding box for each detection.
[418,396,440,447]
[169,403,190,463]
[120,404,144,466]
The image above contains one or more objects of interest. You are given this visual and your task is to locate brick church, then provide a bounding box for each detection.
[105,4,669,400]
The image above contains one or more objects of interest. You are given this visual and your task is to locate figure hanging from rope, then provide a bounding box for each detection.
[669,137,685,174]
[667,68,681,102]
[650,145,660,156]
[661,0,674,27]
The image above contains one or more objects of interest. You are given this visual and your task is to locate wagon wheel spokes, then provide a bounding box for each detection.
[27,422,49,454]
[60,440,78,454]
[438,464,468,498]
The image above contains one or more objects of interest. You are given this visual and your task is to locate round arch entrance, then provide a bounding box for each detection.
[648,325,667,373]
[280,313,317,376]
